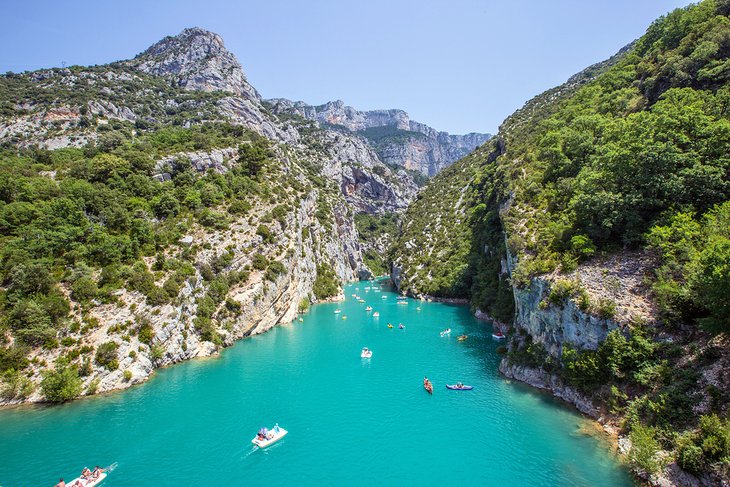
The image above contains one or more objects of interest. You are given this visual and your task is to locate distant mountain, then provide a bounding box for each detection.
[267,98,491,176]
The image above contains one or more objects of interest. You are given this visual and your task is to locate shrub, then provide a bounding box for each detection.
[595,298,617,319]
[70,276,98,302]
[94,341,119,371]
[137,320,155,345]
[677,441,704,475]
[256,224,274,244]
[313,263,340,299]
[252,253,268,271]
[548,279,576,306]
[40,365,82,402]
[0,369,35,400]
[123,370,133,382]
[698,414,730,461]
[265,261,285,282]
[629,423,663,475]
[298,297,310,313]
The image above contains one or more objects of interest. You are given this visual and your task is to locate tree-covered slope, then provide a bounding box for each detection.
[392,1,730,482]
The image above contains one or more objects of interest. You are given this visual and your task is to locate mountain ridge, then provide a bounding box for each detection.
[267,97,491,176]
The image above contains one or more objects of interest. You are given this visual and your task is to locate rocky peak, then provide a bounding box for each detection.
[132,27,260,103]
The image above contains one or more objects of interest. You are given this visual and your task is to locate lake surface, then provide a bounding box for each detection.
[0,281,634,486]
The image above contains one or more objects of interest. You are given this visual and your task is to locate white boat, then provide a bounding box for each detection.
[252,424,288,448]
[365,306,373,311]
[334,309,341,314]
[397,301,407,305]
[373,312,380,317]
[440,328,451,337]
[361,347,373,358]
[381,295,387,299]
[65,472,107,487]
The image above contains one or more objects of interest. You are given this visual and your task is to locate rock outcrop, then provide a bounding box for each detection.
[268,98,491,176]
[132,27,261,103]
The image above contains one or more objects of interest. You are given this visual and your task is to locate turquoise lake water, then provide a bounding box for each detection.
[0,281,634,486]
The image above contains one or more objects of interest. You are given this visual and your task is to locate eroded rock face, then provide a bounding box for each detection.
[512,277,620,357]
[268,98,491,176]
[132,27,261,103]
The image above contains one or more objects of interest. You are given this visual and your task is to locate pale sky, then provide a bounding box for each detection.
[1,0,692,134]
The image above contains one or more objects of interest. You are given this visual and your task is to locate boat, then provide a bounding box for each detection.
[381,295,387,299]
[440,328,451,337]
[64,467,110,487]
[492,331,505,339]
[334,309,341,314]
[351,294,357,297]
[396,296,407,301]
[361,347,373,358]
[397,301,407,305]
[298,317,304,322]
[387,324,394,329]
[252,424,288,448]
[373,312,380,317]
[446,384,474,390]
[398,324,405,329]
[342,315,347,320]
[416,306,421,311]
[423,378,433,394]
[365,306,373,311]
[358,299,366,303]
[457,334,468,341]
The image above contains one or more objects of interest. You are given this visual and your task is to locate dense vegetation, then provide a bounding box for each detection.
[354,212,398,276]
[0,110,313,400]
[390,145,514,323]
[391,0,730,480]
[497,0,730,333]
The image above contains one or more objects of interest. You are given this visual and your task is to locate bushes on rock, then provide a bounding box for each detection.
[40,365,82,402]
[94,341,119,370]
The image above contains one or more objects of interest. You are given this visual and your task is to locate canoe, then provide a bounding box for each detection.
[457,335,468,341]
[252,425,288,448]
[65,472,107,487]
[424,381,433,394]
[446,384,474,390]
[492,333,505,339]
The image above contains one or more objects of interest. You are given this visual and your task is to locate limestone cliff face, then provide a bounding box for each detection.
[317,130,418,213]
[0,27,415,405]
[132,27,261,103]
[268,98,491,176]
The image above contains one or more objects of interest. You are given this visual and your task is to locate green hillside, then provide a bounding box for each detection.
[391,0,730,480]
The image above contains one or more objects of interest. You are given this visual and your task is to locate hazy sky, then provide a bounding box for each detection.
[2,0,691,134]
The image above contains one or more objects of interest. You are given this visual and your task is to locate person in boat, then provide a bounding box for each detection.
[81,467,92,480]
[55,479,65,487]
[92,466,104,479]
[457,382,463,389]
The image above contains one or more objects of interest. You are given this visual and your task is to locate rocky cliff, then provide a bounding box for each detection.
[268,98,491,176]
[0,27,423,405]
